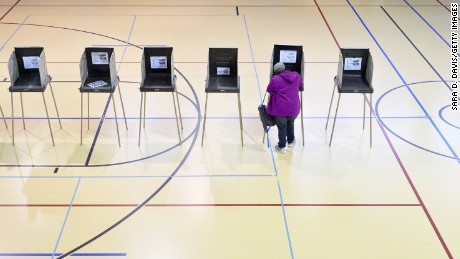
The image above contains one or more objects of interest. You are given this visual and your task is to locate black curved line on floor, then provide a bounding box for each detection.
[0,24,198,169]
[0,20,202,257]
[58,69,201,259]
[0,21,142,50]
[0,91,197,168]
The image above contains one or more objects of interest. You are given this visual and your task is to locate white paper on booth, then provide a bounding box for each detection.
[344,57,362,70]
[91,52,109,65]
[217,67,230,75]
[23,56,39,69]
[279,50,297,63]
[151,56,167,69]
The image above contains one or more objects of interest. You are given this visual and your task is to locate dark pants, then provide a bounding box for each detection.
[274,116,296,148]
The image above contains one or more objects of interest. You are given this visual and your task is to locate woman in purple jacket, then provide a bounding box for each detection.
[266,62,302,153]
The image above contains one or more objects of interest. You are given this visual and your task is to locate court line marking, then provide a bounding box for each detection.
[315,1,452,257]
[0,174,276,179]
[347,1,453,258]
[243,12,292,258]
[439,105,460,130]
[52,178,81,259]
[0,253,126,257]
[11,4,444,8]
[381,6,452,92]
[435,0,450,12]
[354,4,460,162]
[0,5,446,258]
[0,93,198,168]
[0,15,29,53]
[376,81,460,160]
[84,15,137,166]
[57,66,201,259]
[0,203,422,207]
[0,115,427,120]
[403,0,450,48]
[0,0,20,21]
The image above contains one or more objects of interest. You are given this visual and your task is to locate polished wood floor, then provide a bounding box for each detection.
[0,0,458,258]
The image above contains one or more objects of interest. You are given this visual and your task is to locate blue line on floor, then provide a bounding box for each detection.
[243,15,262,102]
[347,0,459,163]
[277,180,295,259]
[52,178,81,259]
[0,15,30,53]
[403,0,450,48]
[381,6,452,92]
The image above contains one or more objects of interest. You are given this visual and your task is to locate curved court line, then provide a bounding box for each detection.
[348,2,454,258]
[0,92,198,168]
[376,80,459,161]
[0,22,201,169]
[57,67,202,259]
[439,105,460,130]
[347,1,459,163]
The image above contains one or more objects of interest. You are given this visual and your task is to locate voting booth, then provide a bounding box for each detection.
[8,46,62,146]
[266,44,305,145]
[138,46,183,146]
[79,47,128,146]
[326,48,374,147]
[201,48,243,146]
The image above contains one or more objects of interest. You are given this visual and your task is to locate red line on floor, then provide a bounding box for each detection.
[316,1,452,257]
[314,0,340,49]
[436,0,450,12]
[0,203,421,207]
[0,0,21,21]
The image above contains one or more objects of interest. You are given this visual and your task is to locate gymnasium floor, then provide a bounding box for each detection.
[0,0,458,258]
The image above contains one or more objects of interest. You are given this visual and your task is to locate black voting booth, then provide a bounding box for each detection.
[201,48,243,147]
[264,44,305,145]
[326,48,374,147]
[138,46,183,146]
[8,46,62,146]
[79,47,128,147]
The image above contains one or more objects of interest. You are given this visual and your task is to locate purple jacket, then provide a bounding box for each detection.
[266,70,302,117]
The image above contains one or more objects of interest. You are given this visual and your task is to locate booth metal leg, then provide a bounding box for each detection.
[111,93,121,147]
[237,93,243,147]
[326,82,337,130]
[87,92,90,129]
[300,91,304,146]
[263,131,266,144]
[201,93,208,146]
[117,83,128,130]
[42,92,55,146]
[370,94,373,148]
[20,93,25,129]
[49,82,62,129]
[81,93,83,146]
[363,94,366,130]
[138,92,143,146]
[143,92,147,129]
[172,92,182,144]
[11,93,14,145]
[329,93,341,147]
[175,90,183,130]
[0,104,8,129]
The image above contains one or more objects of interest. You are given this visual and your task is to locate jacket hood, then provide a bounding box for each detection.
[279,70,299,83]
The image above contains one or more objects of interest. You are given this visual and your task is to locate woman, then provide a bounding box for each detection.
[266,62,302,153]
